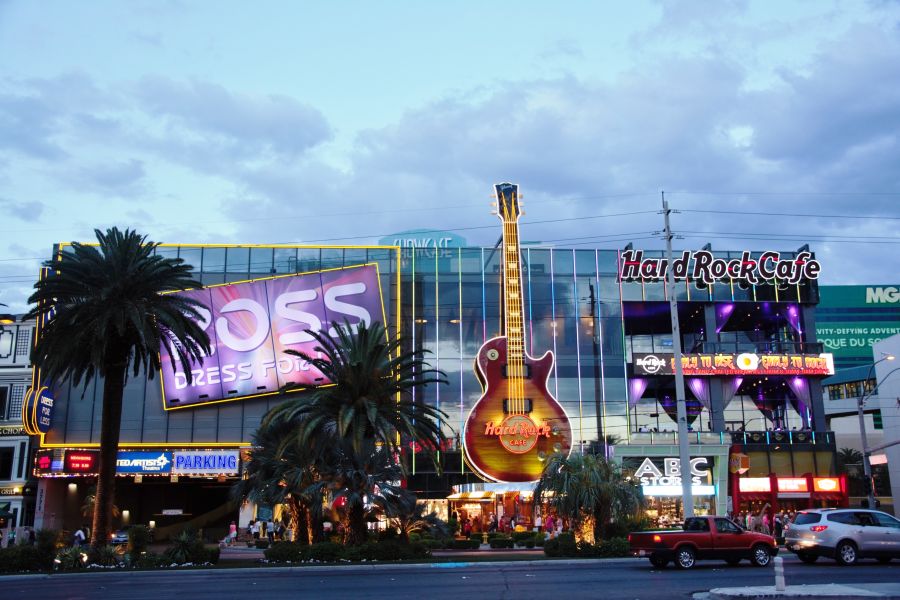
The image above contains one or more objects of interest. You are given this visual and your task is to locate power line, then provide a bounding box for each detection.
[681,209,900,221]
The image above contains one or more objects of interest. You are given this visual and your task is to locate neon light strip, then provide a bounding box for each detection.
[595,250,608,454]
[642,484,716,496]
[550,249,559,400]
[481,247,487,343]
[458,246,464,472]
[527,248,534,356]
[434,248,440,452]
[572,250,584,452]
[411,248,416,475]
[618,249,630,443]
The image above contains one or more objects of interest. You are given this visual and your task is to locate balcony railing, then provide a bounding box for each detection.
[627,431,733,445]
[733,429,835,447]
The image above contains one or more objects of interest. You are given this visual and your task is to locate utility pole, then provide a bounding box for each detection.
[662,192,694,518]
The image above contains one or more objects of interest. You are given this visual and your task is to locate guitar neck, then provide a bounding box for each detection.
[502,217,526,363]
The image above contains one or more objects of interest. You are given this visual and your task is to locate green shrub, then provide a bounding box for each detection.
[512,531,535,543]
[406,541,430,559]
[534,534,546,547]
[450,539,481,550]
[543,535,578,558]
[576,540,599,557]
[422,538,445,550]
[135,552,168,569]
[489,537,514,549]
[308,542,343,562]
[408,532,421,542]
[468,533,485,542]
[88,545,120,567]
[264,542,309,563]
[164,530,213,564]
[0,545,44,573]
[35,529,61,568]
[254,540,270,549]
[127,525,152,556]
[596,537,629,557]
[54,547,90,571]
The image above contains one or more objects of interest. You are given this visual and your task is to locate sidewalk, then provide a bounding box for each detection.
[700,583,900,600]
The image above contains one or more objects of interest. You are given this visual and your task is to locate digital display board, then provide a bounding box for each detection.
[64,450,99,473]
[632,352,834,377]
[159,263,386,410]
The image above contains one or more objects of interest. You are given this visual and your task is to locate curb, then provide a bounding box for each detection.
[707,584,900,600]
[0,556,642,580]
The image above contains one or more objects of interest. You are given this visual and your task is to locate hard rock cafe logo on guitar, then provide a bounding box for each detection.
[484,415,552,454]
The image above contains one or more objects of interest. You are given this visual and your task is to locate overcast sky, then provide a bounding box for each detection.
[1,1,899,312]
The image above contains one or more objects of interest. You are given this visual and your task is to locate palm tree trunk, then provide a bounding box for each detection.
[91,360,126,549]
[310,501,324,543]
[347,501,367,545]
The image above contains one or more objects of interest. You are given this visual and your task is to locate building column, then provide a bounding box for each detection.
[238,500,255,529]
[33,478,66,531]
[704,304,727,432]
[801,304,827,432]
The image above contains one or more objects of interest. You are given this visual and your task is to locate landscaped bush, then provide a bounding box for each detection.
[512,531,535,544]
[164,529,219,564]
[534,533,546,547]
[254,540,270,549]
[450,539,481,550]
[596,538,629,557]
[135,552,169,568]
[421,538,446,550]
[0,545,44,573]
[54,547,90,571]
[308,541,344,562]
[36,529,62,568]
[489,536,514,549]
[88,545,120,567]
[127,525,152,556]
[264,542,309,562]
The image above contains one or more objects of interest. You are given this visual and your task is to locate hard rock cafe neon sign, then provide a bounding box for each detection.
[620,250,821,285]
[484,417,552,454]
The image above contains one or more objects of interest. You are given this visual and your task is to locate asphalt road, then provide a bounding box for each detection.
[2,555,899,600]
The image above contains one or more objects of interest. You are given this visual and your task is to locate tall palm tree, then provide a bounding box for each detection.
[266,320,448,543]
[270,320,448,458]
[534,452,644,543]
[233,417,324,544]
[26,228,211,548]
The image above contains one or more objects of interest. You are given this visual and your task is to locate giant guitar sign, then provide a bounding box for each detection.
[462,183,573,483]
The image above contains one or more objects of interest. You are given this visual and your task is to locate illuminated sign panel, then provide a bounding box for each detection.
[633,352,834,377]
[624,456,715,497]
[813,478,841,493]
[159,264,385,410]
[777,477,809,493]
[116,451,173,474]
[619,250,821,284]
[173,450,239,475]
[738,477,772,493]
[64,450,99,473]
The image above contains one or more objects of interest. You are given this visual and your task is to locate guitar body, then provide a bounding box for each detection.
[463,336,573,482]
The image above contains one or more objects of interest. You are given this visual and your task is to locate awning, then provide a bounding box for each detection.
[447,491,495,501]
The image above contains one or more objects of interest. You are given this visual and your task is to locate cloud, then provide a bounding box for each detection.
[133,77,332,160]
[66,159,146,196]
[0,197,44,222]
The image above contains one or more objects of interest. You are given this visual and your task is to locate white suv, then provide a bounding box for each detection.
[785,508,900,565]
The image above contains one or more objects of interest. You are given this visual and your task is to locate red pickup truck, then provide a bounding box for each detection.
[629,516,778,569]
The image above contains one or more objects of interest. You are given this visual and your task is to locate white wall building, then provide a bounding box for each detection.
[873,334,900,513]
[0,318,36,543]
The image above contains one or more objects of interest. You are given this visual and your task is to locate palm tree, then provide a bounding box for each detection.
[269,320,448,459]
[837,447,863,470]
[534,452,644,544]
[314,438,414,545]
[265,320,448,544]
[26,228,211,548]
[0,302,14,329]
[233,417,324,544]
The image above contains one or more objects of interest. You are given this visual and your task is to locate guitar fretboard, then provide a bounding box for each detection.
[499,187,527,415]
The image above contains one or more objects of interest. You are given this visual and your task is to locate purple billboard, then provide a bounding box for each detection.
[159,264,385,410]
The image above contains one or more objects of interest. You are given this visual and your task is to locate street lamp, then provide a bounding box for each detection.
[858,353,895,509]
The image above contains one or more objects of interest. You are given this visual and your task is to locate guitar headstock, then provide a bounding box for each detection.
[493,182,521,222]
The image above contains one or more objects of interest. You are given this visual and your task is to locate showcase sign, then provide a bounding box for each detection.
[159,264,385,410]
[619,250,821,284]
[632,352,834,377]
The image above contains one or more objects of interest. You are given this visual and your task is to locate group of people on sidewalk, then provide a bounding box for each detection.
[729,504,796,540]
[455,511,569,539]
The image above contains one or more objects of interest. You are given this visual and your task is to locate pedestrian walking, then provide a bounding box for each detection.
[73,525,86,547]
[266,519,275,543]
[228,521,237,546]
